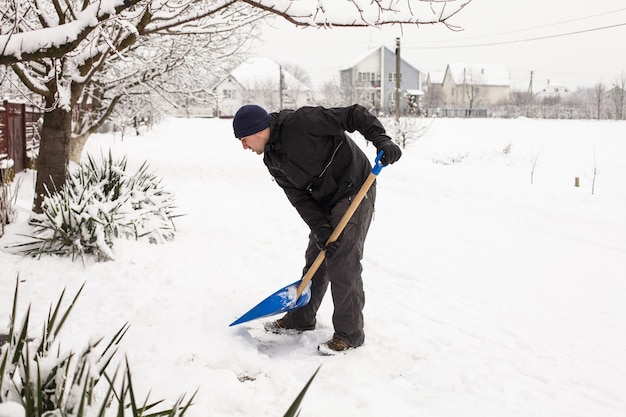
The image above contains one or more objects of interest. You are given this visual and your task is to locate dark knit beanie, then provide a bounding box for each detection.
[233,105,271,138]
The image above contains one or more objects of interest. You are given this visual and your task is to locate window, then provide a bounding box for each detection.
[223,89,235,99]
[358,72,377,82]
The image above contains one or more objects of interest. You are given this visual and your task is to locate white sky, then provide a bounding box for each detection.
[257,0,626,91]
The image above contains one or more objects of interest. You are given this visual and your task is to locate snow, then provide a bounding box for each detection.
[0,159,13,169]
[1,116,626,417]
[0,402,24,417]
[0,0,126,58]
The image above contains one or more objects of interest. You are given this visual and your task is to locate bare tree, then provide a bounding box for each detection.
[423,83,444,110]
[281,63,312,87]
[381,116,432,149]
[462,68,487,116]
[279,62,312,108]
[243,78,280,111]
[567,87,596,120]
[69,29,255,161]
[485,71,626,120]
[592,82,606,121]
[0,0,472,212]
[317,79,345,107]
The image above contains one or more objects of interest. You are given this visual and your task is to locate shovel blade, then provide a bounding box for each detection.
[229,280,311,326]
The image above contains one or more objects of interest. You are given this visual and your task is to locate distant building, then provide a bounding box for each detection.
[426,63,510,116]
[339,45,422,116]
[537,80,570,99]
[210,57,313,117]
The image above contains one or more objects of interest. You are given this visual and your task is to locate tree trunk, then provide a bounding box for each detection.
[69,134,89,163]
[33,106,72,213]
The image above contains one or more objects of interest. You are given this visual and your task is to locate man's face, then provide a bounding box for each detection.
[239,128,270,155]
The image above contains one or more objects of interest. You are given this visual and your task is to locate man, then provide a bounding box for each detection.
[232,104,401,354]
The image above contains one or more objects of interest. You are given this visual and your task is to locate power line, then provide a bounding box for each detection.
[419,7,626,44]
[405,22,626,49]
[506,6,626,33]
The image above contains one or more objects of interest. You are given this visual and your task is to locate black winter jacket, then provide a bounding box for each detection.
[262,104,391,234]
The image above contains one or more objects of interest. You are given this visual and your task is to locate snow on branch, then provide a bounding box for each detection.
[0,0,471,65]
[0,0,135,64]
[243,0,471,28]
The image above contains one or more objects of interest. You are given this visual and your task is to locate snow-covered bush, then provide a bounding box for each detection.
[381,116,432,149]
[0,278,195,417]
[17,152,179,261]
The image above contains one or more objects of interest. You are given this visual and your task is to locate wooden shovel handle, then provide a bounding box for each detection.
[295,171,378,299]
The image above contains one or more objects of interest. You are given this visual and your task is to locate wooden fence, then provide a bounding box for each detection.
[0,101,42,175]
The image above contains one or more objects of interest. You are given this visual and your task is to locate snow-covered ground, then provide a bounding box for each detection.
[1,116,625,416]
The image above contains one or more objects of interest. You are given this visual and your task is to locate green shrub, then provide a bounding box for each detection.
[0,277,195,417]
[16,152,179,261]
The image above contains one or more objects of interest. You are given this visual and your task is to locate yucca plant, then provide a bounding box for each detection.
[0,277,195,417]
[115,159,179,244]
[282,366,320,417]
[14,151,179,261]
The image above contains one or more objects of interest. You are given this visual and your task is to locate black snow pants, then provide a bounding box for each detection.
[282,183,376,347]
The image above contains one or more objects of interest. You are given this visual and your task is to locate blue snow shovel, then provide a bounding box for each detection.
[229,151,386,327]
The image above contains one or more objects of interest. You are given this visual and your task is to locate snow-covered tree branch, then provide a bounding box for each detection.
[240,0,470,28]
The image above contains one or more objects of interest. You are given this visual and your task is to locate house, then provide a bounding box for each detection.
[537,80,570,100]
[339,45,422,115]
[210,57,313,117]
[438,63,510,114]
[607,85,625,120]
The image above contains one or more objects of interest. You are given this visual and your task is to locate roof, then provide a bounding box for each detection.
[340,46,381,71]
[227,56,310,91]
[539,80,570,95]
[445,63,510,86]
[340,45,420,73]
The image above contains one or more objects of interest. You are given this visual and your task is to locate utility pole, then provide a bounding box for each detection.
[395,37,401,122]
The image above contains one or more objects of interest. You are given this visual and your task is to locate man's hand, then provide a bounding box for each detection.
[376,139,402,165]
[314,225,340,257]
